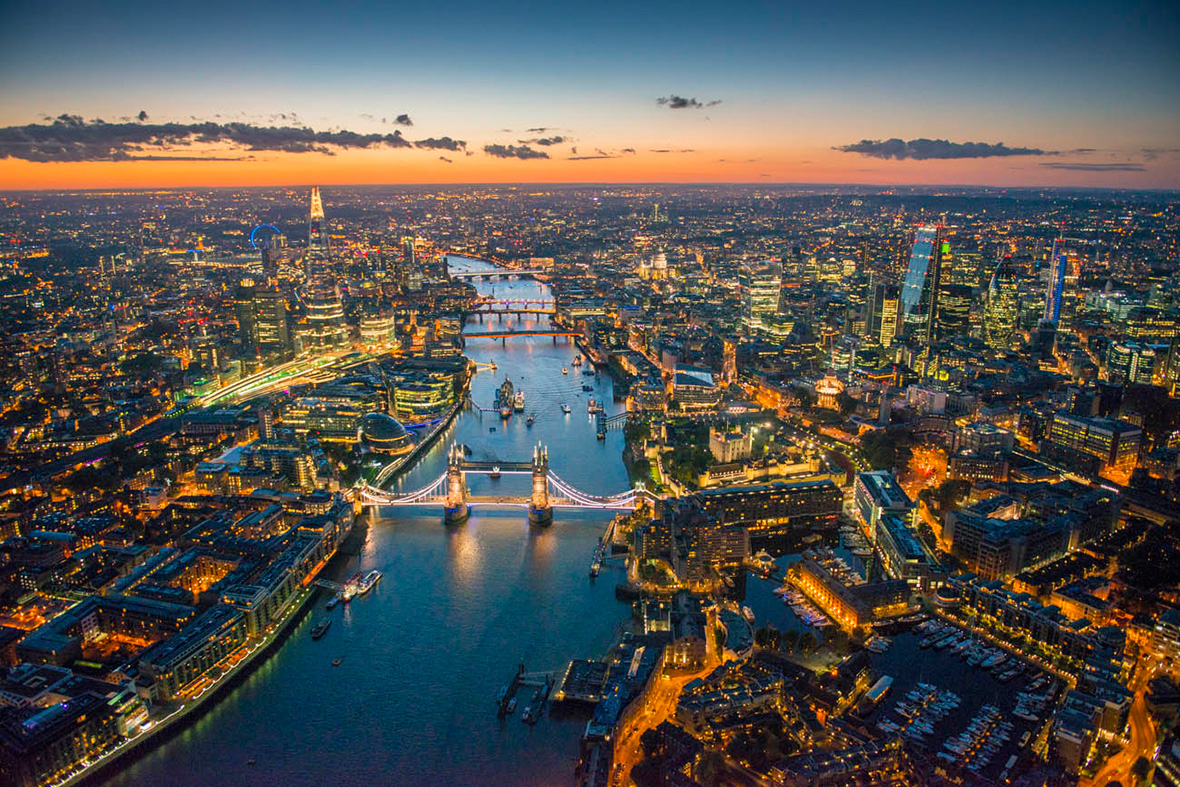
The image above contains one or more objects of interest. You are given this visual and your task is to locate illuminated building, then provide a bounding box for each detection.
[943,511,1070,580]
[934,283,972,340]
[669,365,721,411]
[1045,238,1083,330]
[708,425,752,463]
[1106,341,1157,385]
[0,678,147,787]
[360,412,414,455]
[853,471,912,539]
[789,551,910,630]
[899,225,945,344]
[814,375,844,410]
[984,258,1020,350]
[875,513,938,586]
[298,187,350,351]
[235,279,291,360]
[1043,413,1142,475]
[695,480,842,541]
[390,372,454,422]
[738,259,782,332]
[864,277,901,348]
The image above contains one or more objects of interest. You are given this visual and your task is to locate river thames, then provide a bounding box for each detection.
[101,258,634,786]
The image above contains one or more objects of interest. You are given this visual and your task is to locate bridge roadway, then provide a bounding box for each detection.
[463,329,579,339]
[449,269,543,280]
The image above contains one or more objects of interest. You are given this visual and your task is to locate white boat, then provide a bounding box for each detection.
[562,367,568,375]
[561,403,571,414]
[514,391,525,411]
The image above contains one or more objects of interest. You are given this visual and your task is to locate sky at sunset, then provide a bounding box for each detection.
[0,0,1177,189]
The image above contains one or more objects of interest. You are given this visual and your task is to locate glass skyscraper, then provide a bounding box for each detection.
[739,260,783,332]
[899,225,945,344]
[1045,238,1080,329]
[299,187,350,351]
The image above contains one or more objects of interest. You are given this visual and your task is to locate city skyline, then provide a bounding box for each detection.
[1,0,1178,189]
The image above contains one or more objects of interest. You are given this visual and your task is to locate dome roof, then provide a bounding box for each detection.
[361,412,408,441]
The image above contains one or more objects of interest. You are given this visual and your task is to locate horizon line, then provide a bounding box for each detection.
[2,180,1178,195]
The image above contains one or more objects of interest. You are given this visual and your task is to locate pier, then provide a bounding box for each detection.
[497,662,557,722]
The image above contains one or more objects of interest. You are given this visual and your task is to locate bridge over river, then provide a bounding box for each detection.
[356,443,652,526]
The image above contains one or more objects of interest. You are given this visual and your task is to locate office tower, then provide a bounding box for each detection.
[254,288,292,357]
[739,259,783,332]
[864,276,902,348]
[234,280,257,355]
[1107,341,1157,385]
[1045,238,1082,331]
[934,284,973,340]
[299,187,350,351]
[236,279,292,360]
[1044,238,1080,324]
[403,236,424,291]
[899,225,945,344]
[984,259,1020,350]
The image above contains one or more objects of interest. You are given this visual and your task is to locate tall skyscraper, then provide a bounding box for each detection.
[864,276,902,348]
[1045,238,1081,330]
[984,259,1020,350]
[934,284,973,340]
[299,187,350,351]
[899,225,945,344]
[739,260,783,332]
[235,279,292,361]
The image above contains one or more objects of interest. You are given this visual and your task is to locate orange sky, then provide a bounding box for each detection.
[3,146,1174,191]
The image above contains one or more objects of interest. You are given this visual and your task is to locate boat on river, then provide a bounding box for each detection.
[561,403,571,414]
[357,570,382,595]
[311,619,331,640]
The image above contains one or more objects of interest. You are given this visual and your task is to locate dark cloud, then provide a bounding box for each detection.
[439,156,453,163]
[568,155,615,160]
[1040,162,1146,172]
[649,149,694,154]
[0,116,418,162]
[525,127,553,133]
[482,144,549,160]
[1142,148,1180,161]
[622,148,636,154]
[656,95,722,109]
[414,137,466,151]
[394,114,413,126]
[136,110,148,122]
[834,138,1052,160]
[518,136,566,146]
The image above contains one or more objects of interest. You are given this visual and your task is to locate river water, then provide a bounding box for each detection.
[103,257,633,786]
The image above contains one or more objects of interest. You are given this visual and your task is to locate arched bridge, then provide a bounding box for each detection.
[356,443,652,526]
[461,329,580,342]
[469,297,556,316]
[450,269,544,280]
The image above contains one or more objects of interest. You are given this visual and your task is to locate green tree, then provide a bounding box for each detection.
[783,629,799,652]
[695,750,728,787]
[1131,755,1152,784]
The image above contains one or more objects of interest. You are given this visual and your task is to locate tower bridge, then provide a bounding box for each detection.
[356,443,652,526]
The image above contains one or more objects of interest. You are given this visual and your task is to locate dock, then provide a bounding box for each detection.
[496,662,557,720]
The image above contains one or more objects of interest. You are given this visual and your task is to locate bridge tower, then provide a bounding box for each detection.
[529,443,553,526]
[444,444,469,525]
